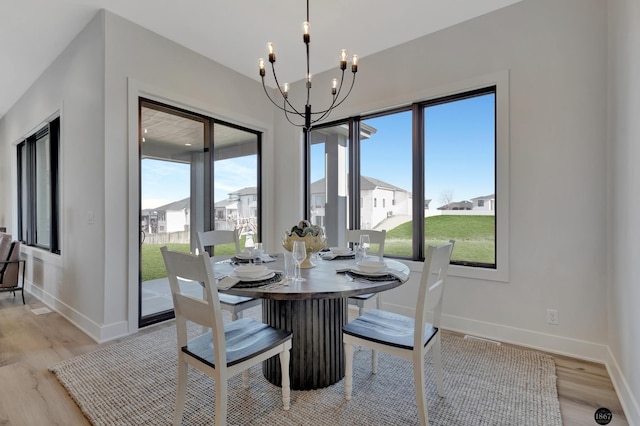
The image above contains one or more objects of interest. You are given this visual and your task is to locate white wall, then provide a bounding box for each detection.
[607,0,640,423]
[103,11,275,336]
[275,0,610,358]
[0,10,276,341]
[0,13,107,337]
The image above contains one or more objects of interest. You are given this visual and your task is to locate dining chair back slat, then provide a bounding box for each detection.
[344,229,386,258]
[344,229,387,315]
[196,229,260,321]
[197,230,241,258]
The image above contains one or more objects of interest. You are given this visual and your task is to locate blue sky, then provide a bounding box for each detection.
[141,156,257,209]
[142,94,494,209]
[312,93,495,207]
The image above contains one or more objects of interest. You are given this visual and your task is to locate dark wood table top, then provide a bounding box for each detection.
[213,256,410,301]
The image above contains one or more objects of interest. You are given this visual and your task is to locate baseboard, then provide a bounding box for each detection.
[26,282,130,344]
[382,301,609,362]
[606,347,640,426]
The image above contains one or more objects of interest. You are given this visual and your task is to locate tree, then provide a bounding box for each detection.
[440,190,454,209]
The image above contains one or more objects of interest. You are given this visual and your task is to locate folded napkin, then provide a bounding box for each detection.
[320,252,355,260]
[259,254,277,263]
[217,271,284,290]
[218,276,240,290]
[232,254,277,264]
[343,268,409,283]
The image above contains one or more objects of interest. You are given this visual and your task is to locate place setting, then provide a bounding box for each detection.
[338,259,409,283]
[230,243,277,264]
[319,246,355,260]
[217,265,284,290]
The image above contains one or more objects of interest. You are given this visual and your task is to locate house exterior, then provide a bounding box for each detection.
[471,194,495,211]
[310,176,412,230]
[214,187,258,233]
[141,197,190,234]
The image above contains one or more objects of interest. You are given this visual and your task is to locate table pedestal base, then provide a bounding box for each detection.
[262,298,347,390]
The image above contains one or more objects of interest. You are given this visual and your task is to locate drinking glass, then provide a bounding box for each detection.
[359,234,371,260]
[283,251,295,280]
[253,242,263,265]
[292,241,307,283]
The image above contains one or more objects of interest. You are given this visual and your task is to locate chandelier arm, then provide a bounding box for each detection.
[284,100,306,128]
[270,63,305,116]
[310,104,335,125]
[261,78,302,115]
[309,72,344,118]
[310,71,354,116]
[322,72,357,111]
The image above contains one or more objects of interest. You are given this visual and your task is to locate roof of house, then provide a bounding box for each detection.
[151,197,190,212]
[229,187,257,196]
[214,198,238,209]
[311,176,409,194]
[471,194,495,201]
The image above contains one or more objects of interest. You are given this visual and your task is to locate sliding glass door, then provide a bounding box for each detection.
[138,99,261,327]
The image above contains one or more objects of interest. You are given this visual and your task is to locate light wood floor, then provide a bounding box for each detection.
[0,295,628,425]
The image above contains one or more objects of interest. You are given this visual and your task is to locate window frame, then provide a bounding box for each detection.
[307,72,509,282]
[16,116,61,254]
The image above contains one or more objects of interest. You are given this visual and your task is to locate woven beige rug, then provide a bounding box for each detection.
[50,324,562,425]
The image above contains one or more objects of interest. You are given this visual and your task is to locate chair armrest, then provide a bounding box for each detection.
[0,259,23,265]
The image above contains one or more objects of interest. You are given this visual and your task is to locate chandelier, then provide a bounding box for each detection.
[258,0,358,132]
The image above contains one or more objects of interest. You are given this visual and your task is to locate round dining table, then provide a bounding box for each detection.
[214,255,410,390]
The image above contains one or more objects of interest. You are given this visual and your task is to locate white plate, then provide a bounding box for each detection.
[232,271,275,282]
[350,268,388,277]
[235,252,253,260]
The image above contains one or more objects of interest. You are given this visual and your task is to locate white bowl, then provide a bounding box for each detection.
[356,260,386,273]
[234,265,268,279]
[330,246,352,255]
[235,251,253,260]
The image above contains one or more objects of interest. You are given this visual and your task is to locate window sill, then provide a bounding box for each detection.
[20,245,63,268]
[398,259,508,283]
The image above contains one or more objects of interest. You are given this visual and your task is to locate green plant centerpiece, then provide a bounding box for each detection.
[282,220,327,268]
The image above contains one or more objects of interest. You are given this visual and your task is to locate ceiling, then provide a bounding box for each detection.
[0,0,522,120]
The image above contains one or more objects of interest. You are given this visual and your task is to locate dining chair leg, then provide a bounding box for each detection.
[215,379,228,426]
[413,352,429,426]
[242,370,249,388]
[372,349,378,374]
[173,357,188,426]
[344,343,354,400]
[432,334,445,397]
[279,348,291,410]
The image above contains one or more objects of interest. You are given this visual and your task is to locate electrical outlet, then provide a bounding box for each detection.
[546,309,559,325]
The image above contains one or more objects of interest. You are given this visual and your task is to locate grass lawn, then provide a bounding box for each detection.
[141,216,495,281]
[141,240,239,282]
[385,215,495,264]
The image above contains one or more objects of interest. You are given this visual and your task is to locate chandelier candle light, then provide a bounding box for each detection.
[258,0,358,132]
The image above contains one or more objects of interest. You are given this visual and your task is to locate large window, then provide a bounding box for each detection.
[309,85,501,272]
[16,116,60,254]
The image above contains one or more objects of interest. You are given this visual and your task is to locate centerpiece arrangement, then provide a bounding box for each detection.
[282,220,327,268]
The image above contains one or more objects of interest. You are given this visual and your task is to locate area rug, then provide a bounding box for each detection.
[50,325,562,425]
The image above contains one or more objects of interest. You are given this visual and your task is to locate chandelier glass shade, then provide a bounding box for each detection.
[258,0,358,131]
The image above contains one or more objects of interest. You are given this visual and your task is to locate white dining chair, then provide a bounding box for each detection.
[342,240,454,426]
[160,246,292,426]
[196,230,260,320]
[345,229,387,315]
